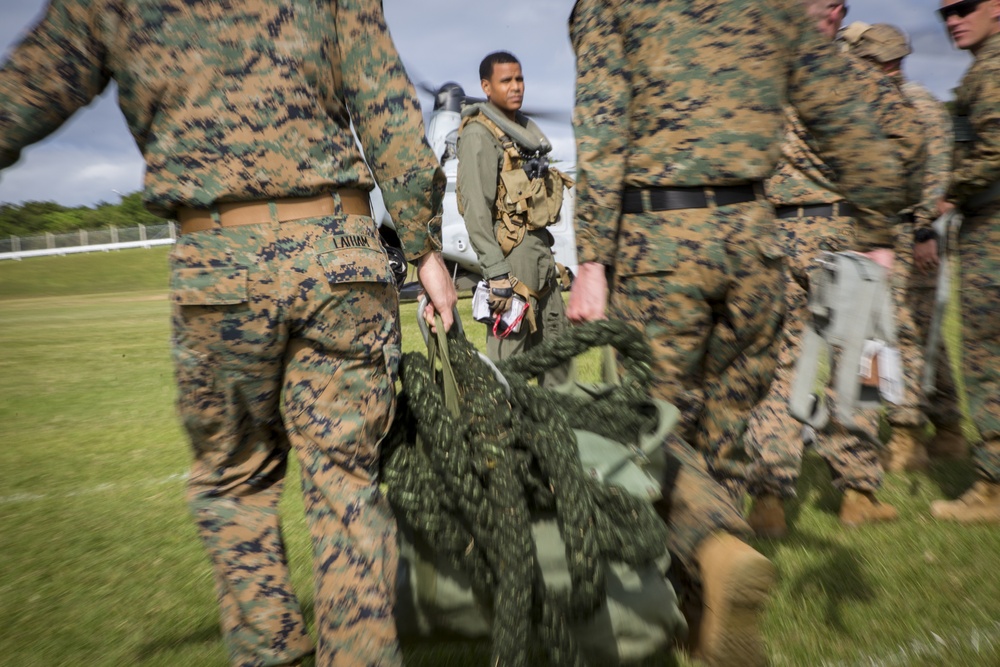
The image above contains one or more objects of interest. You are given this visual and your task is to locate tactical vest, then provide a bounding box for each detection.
[457,110,574,256]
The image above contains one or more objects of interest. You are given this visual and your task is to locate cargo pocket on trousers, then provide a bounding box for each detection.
[172,343,224,453]
[170,266,249,453]
[616,235,679,278]
[171,266,249,307]
[752,238,785,265]
[316,243,395,352]
[288,244,398,473]
[371,342,402,471]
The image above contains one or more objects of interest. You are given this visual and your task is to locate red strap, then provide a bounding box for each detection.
[491,302,530,339]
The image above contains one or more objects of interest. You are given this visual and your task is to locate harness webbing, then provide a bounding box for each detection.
[789,251,898,432]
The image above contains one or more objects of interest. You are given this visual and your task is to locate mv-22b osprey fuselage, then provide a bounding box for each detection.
[372,82,578,293]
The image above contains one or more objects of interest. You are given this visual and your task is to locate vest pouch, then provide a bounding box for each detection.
[536,167,571,229]
[500,168,533,208]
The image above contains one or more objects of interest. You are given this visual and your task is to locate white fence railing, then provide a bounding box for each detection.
[0,223,177,260]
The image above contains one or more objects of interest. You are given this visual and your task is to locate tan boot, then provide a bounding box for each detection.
[839,489,899,528]
[747,495,787,539]
[931,481,1000,524]
[692,533,776,667]
[926,423,968,460]
[881,425,930,472]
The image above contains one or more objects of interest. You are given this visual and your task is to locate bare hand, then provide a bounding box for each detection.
[914,239,940,274]
[862,248,894,272]
[566,262,609,323]
[417,252,457,331]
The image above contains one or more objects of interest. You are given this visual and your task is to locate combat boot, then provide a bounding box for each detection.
[881,425,929,472]
[692,533,776,667]
[839,489,899,527]
[747,494,787,539]
[930,481,1000,524]
[926,423,968,460]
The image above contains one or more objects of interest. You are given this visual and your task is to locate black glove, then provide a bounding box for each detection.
[488,274,515,315]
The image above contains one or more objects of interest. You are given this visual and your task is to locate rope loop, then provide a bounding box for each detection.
[383,320,668,667]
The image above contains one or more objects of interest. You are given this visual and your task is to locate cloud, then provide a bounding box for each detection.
[0,0,978,207]
[0,148,144,207]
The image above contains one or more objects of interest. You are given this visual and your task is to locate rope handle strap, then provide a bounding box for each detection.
[417,297,510,406]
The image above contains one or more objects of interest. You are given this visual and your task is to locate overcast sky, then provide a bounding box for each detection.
[0,0,972,208]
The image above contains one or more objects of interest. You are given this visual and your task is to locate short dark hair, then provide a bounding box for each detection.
[479,51,520,82]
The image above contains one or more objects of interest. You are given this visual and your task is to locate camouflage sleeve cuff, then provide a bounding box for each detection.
[482,259,513,280]
[852,207,896,250]
[575,203,620,266]
[910,203,938,230]
[913,226,938,243]
[378,167,445,261]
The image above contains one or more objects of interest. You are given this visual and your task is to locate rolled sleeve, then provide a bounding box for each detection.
[570,0,630,267]
[337,0,443,260]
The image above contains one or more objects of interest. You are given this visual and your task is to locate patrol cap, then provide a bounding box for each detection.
[851,23,912,62]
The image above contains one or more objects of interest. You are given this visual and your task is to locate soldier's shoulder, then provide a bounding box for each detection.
[844,53,890,84]
[459,113,492,135]
[976,50,1000,77]
[457,118,502,153]
[901,80,943,108]
[901,79,935,98]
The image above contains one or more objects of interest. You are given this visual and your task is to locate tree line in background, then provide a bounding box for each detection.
[0,191,162,237]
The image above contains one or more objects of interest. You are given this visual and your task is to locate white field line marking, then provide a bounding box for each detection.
[0,472,187,506]
[821,622,1000,667]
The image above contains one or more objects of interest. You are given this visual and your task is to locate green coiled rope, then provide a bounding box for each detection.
[382,320,669,667]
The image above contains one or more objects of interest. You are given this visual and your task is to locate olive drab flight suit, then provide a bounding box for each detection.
[456,103,572,388]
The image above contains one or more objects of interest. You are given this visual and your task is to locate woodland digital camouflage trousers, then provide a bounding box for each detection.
[889,223,962,429]
[170,212,401,667]
[652,433,751,583]
[958,207,1000,483]
[745,214,884,499]
[609,200,786,497]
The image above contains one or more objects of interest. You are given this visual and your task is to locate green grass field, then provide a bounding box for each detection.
[1,248,999,667]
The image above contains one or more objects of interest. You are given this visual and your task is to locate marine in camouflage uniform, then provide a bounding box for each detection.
[931,0,1000,524]
[567,0,906,664]
[456,52,570,388]
[845,23,965,466]
[742,0,927,536]
[0,1,457,665]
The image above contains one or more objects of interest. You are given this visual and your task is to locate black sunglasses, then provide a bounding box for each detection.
[938,0,987,21]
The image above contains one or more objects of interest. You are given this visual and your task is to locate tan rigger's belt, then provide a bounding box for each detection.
[177,190,371,235]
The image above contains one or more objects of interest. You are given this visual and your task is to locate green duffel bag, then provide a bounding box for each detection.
[384,316,687,666]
